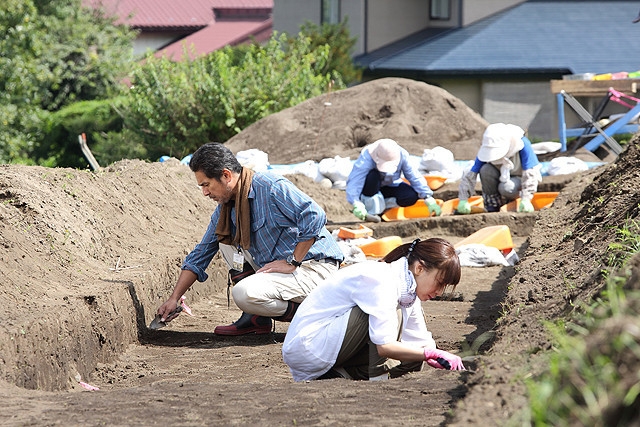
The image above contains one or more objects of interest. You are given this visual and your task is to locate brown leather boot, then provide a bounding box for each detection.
[214,312,272,336]
[272,301,300,322]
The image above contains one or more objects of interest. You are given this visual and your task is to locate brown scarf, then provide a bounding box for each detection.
[215,167,254,250]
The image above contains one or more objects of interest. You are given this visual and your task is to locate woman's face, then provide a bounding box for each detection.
[413,264,445,301]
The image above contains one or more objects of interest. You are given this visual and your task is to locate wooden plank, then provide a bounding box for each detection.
[550,79,640,96]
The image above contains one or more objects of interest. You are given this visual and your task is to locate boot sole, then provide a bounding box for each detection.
[213,327,272,336]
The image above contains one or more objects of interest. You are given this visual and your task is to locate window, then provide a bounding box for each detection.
[322,0,340,24]
[430,0,450,20]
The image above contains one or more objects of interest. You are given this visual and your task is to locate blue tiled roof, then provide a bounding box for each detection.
[359,0,640,76]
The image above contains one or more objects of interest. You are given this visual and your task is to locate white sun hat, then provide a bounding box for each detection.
[477,123,525,162]
[370,138,401,173]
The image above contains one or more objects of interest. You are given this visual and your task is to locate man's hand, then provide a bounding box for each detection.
[157,298,181,322]
[456,199,471,215]
[424,197,441,216]
[518,199,534,213]
[424,348,465,371]
[352,201,368,220]
[256,259,297,274]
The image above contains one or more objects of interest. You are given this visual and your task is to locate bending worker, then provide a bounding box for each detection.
[346,138,441,221]
[282,238,464,381]
[457,123,541,214]
[157,142,344,336]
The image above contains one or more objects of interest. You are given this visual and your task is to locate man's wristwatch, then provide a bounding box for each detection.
[286,254,302,267]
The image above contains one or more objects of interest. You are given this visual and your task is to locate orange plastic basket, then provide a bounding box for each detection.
[357,235,403,258]
[440,196,485,216]
[500,192,559,212]
[454,225,514,254]
[381,199,444,222]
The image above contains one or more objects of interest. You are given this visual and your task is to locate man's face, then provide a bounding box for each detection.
[194,170,234,204]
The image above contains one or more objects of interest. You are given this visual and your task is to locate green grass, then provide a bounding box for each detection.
[525,219,640,426]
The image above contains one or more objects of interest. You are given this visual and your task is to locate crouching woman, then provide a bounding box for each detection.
[282,238,465,381]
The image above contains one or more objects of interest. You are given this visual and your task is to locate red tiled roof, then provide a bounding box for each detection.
[157,17,272,60]
[85,0,273,61]
[87,0,272,30]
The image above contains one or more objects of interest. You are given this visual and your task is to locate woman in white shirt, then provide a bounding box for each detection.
[282,238,464,381]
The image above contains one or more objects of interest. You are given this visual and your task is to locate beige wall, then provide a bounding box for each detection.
[273,0,321,37]
[340,1,366,55]
[429,78,558,140]
[461,0,525,26]
[366,0,430,51]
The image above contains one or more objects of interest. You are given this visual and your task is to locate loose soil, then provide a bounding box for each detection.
[1,77,636,426]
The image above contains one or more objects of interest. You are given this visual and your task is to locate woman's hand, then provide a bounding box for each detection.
[423,348,466,371]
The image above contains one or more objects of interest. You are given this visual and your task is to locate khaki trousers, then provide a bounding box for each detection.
[333,306,423,380]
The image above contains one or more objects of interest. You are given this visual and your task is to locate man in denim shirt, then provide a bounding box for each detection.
[157,143,344,336]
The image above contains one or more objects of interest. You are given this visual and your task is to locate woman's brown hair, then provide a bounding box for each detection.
[382,238,461,292]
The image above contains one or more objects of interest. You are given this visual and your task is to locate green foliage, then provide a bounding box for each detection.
[123,32,345,160]
[0,0,135,165]
[38,97,133,168]
[526,221,640,426]
[606,217,640,271]
[298,19,361,84]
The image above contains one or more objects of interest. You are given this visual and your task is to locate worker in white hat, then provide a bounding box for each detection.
[346,138,441,221]
[457,123,542,214]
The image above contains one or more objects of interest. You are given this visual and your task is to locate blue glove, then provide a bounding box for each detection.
[518,199,534,213]
[456,199,471,215]
[424,197,441,216]
[352,201,368,220]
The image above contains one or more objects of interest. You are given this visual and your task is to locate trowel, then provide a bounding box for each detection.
[149,305,183,330]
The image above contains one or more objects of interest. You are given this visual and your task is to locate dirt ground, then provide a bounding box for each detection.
[1,77,635,426]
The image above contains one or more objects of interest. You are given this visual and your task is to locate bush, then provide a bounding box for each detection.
[123,32,345,159]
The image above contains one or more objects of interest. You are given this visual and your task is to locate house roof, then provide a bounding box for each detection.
[86,0,273,60]
[158,18,273,59]
[357,0,640,78]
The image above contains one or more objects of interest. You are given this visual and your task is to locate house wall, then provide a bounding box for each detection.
[431,78,557,140]
[461,0,525,26]
[134,33,185,56]
[272,1,320,37]
[273,0,442,56]
[481,80,556,140]
[365,0,430,51]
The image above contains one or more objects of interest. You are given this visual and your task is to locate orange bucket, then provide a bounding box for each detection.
[500,192,559,212]
[425,175,447,190]
[358,235,403,258]
[381,199,444,222]
[338,224,373,239]
[440,196,485,216]
[454,225,514,255]
[401,174,447,190]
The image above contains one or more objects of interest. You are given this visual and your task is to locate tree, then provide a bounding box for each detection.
[0,0,136,166]
[298,19,361,85]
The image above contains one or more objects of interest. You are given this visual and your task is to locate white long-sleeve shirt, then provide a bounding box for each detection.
[282,258,436,381]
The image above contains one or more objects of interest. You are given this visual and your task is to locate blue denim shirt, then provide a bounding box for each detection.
[183,172,344,282]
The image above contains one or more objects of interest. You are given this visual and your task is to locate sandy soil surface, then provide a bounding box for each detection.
[1,77,635,426]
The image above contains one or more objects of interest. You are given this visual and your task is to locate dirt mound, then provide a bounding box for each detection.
[225,77,489,164]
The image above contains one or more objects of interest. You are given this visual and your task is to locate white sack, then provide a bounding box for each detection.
[236,149,270,172]
[547,156,588,176]
[456,244,509,267]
